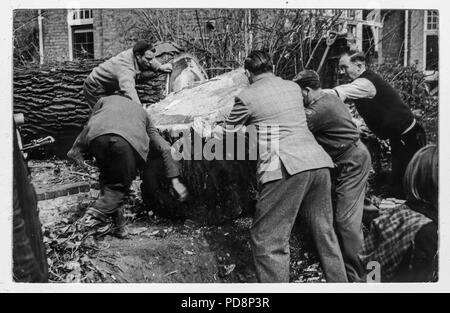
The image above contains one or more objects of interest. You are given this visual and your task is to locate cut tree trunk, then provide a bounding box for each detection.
[13,60,167,158]
[146,68,257,224]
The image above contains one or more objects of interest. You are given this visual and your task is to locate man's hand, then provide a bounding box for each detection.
[192,117,213,139]
[171,177,188,202]
[67,146,86,168]
[159,63,173,73]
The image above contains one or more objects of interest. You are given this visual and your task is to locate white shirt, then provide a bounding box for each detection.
[324,76,416,135]
[323,78,376,102]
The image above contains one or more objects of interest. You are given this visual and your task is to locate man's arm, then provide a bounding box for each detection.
[150,58,173,73]
[304,106,323,134]
[146,116,180,178]
[323,78,376,102]
[146,116,188,201]
[116,64,142,105]
[67,98,105,163]
[193,96,251,140]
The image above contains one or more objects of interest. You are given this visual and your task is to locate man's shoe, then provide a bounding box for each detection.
[79,208,112,237]
[111,207,129,239]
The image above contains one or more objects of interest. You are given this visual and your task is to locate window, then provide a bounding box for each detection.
[424,10,439,72]
[426,10,438,30]
[347,24,356,36]
[426,35,438,71]
[72,25,94,59]
[68,9,93,26]
[347,10,356,19]
[67,9,94,60]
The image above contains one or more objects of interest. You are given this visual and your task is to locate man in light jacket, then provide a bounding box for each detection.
[194,51,347,282]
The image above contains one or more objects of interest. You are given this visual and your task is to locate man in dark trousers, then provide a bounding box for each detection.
[194,51,347,282]
[83,41,173,108]
[325,50,426,198]
[67,93,187,238]
[294,70,372,282]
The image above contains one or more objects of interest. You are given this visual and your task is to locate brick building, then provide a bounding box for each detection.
[14,8,439,78]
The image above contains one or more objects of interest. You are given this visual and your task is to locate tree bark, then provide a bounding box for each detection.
[13,60,167,158]
[146,68,257,224]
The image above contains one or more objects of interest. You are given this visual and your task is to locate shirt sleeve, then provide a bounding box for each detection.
[332,78,377,102]
[150,59,162,71]
[116,65,141,105]
[207,96,251,139]
[304,106,323,134]
[223,96,251,130]
[146,116,180,178]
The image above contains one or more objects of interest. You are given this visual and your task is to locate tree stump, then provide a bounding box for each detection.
[146,68,258,224]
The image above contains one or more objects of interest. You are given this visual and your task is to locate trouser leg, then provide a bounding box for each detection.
[250,169,308,283]
[89,134,138,216]
[390,123,426,198]
[141,157,164,209]
[334,141,372,282]
[299,168,348,282]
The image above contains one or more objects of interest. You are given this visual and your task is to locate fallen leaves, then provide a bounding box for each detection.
[43,218,107,283]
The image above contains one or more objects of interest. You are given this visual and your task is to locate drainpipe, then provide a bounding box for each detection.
[404,10,409,67]
[38,9,44,64]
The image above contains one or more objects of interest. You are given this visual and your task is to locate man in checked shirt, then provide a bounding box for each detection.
[324,50,427,198]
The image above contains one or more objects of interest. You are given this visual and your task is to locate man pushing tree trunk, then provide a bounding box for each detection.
[67,93,187,238]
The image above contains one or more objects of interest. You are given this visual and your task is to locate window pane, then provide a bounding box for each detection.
[426,35,439,71]
[72,25,94,59]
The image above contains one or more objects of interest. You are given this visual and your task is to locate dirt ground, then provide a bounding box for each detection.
[32,160,324,283]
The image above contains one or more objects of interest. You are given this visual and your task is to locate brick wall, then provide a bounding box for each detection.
[93,9,141,58]
[42,9,69,62]
[381,10,405,65]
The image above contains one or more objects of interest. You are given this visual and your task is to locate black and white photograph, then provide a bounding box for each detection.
[2,0,447,294]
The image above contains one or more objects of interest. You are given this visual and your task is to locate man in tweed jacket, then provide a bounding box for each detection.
[194,51,347,282]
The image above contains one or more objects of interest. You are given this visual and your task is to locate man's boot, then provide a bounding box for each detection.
[79,207,112,237]
[112,207,129,239]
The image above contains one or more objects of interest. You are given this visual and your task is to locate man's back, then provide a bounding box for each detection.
[306,93,360,160]
[237,73,333,184]
[86,95,150,161]
[88,49,135,92]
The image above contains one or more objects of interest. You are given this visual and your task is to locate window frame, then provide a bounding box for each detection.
[423,10,439,75]
[71,24,95,60]
[67,9,94,61]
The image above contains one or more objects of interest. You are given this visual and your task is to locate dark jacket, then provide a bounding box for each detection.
[304,93,360,161]
[82,95,179,178]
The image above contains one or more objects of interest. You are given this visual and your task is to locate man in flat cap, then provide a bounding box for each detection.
[294,70,372,282]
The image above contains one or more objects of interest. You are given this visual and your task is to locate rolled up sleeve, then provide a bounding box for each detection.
[150,59,162,72]
[332,78,376,102]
